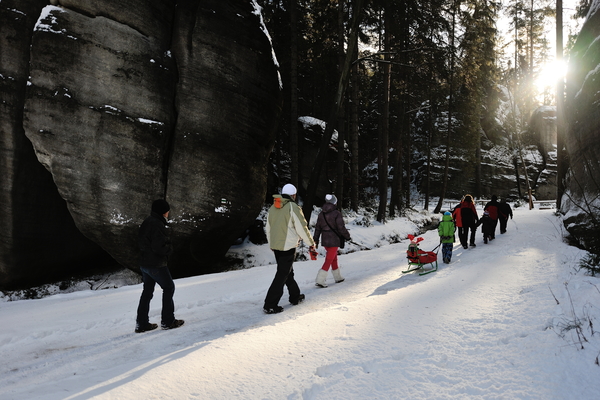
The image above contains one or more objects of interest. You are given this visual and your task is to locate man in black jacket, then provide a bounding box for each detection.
[135,199,184,333]
[498,199,514,234]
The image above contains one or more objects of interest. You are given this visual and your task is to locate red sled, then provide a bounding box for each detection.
[403,235,438,275]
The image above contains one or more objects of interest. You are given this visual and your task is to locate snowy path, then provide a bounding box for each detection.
[1,208,599,399]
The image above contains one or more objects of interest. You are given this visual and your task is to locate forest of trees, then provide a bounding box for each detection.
[258,0,587,222]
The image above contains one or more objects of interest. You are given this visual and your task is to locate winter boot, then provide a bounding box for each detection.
[263,305,284,314]
[135,322,158,333]
[162,319,185,330]
[290,294,305,305]
[332,268,345,283]
[315,269,328,288]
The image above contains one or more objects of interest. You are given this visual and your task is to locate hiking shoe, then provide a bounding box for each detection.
[315,283,328,288]
[135,323,158,333]
[443,258,449,264]
[162,319,185,330]
[290,294,305,305]
[263,305,284,314]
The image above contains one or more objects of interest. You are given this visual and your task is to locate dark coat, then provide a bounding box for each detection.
[477,214,495,235]
[313,203,351,248]
[484,199,500,220]
[138,211,172,268]
[499,201,513,219]
[454,201,478,227]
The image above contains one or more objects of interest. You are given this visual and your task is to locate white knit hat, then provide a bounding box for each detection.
[281,184,297,195]
[325,194,337,205]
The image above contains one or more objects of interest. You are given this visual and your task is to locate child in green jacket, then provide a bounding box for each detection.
[438,211,456,263]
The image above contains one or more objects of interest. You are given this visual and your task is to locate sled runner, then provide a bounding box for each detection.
[402,235,438,276]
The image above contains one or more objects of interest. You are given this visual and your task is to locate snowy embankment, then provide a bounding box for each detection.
[1,206,600,399]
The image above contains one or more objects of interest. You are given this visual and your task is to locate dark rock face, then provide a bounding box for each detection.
[416,137,556,203]
[562,1,600,253]
[526,106,558,201]
[0,0,111,289]
[412,87,557,203]
[296,116,346,200]
[24,3,178,273]
[1,0,281,287]
[167,0,281,275]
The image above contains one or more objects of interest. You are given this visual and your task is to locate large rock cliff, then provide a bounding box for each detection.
[562,0,600,253]
[1,0,112,290]
[413,88,557,202]
[1,0,281,289]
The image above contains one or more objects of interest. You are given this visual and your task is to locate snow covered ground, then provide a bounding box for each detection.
[2,204,600,399]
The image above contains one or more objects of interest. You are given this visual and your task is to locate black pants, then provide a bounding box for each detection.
[264,248,301,308]
[490,218,498,239]
[459,224,477,246]
[136,266,175,326]
[499,217,508,233]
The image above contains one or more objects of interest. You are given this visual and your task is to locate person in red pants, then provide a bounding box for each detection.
[313,194,351,288]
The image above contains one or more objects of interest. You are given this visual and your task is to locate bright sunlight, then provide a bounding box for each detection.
[534,59,568,103]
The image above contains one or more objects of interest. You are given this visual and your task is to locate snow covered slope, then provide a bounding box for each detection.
[1,206,599,399]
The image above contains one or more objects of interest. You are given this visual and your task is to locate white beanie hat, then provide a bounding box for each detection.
[325,194,337,205]
[281,184,297,195]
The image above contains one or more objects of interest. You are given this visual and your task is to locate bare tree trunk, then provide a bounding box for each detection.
[350,39,360,211]
[389,104,403,218]
[556,0,568,208]
[433,0,458,214]
[302,0,364,222]
[475,133,482,198]
[424,101,434,211]
[289,0,299,189]
[336,0,346,207]
[517,144,534,209]
[405,119,410,207]
[377,0,391,222]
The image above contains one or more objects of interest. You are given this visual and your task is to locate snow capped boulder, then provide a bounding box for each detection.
[1,0,281,287]
[24,4,179,277]
[562,0,600,253]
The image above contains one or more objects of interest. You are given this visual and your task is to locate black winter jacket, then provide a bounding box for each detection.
[138,211,172,268]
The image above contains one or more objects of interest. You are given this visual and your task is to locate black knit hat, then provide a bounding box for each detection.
[152,199,170,215]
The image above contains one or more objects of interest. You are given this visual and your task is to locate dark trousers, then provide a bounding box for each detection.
[136,266,175,326]
[458,225,477,246]
[264,248,301,308]
[499,217,508,233]
[442,243,453,262]
[490,218,498,239]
